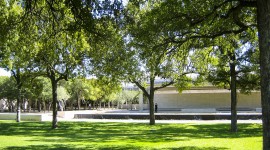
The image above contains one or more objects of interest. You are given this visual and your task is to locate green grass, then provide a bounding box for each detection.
[0,121,262,150]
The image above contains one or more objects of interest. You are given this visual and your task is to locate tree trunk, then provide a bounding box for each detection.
[230,53,237,132]
[34,100,36,112]
[149,78,155,125]
[77,96,81,110]
[43,101,46,113]
[28,100,32,113]
[38,99,41,112]
[13,69,22,123]
[16,88,21,122]
[48,102,51,112]
[51,79,58,129]
[257,1,270,149]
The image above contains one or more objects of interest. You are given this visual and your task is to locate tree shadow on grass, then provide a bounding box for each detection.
[156,123,262,139]
[168,146,228,150]
[4,145,228,150]
[4,144,80,150]
[0,121,261,149]
[4,144,143,150]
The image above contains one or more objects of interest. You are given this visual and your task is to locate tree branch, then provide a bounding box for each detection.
[154,80,174,91]
[129,79,150,98]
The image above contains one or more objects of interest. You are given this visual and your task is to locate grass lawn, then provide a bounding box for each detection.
[0,121,262,150]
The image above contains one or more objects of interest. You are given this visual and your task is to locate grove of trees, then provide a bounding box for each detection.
[1,0,270,149]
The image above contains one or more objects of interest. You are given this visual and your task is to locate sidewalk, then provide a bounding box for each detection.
[40,109,262,124]
[57,118,262,124]
[0,109,262,123]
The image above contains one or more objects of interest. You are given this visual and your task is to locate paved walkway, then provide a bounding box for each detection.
[0,109,262,124]
[57,118,262,124]
[39,109,262,124]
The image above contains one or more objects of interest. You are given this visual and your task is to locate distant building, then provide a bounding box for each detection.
[143,86,261,112]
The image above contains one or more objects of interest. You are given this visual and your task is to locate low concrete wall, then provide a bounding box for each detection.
[0,113,44,121]
[181,108,216,113]
[58,111,75,119]
[74,113,262,120]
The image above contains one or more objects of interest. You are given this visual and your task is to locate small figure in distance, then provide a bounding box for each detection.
[155,103,158,113]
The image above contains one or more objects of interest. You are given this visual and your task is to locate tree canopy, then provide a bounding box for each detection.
[2,1,270,148]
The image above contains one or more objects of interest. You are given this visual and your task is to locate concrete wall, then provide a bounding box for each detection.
[0,113,44,121]
[154,87,261,109]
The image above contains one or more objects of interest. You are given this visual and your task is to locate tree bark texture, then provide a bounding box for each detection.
[15,71,22,123]
[257,1,270,149]
[51,79,58,129]
[149,78,155,125]
[230,54,237,132]
[16,88,21,122]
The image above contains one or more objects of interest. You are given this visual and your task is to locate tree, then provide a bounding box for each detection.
[21,0,124,128]
[143,0,270,147]
[98,78,122,108]
[0,76,17,112]
[26,1,89,129]
[65,78,88,110]
[57,86,70,104]
[0,1,39,122]
[19,0,270,147]
[38,77,53,112]
[122,1,203,125]
[83,79,103,108]
[121,90,140,110]
[206,35,260,132]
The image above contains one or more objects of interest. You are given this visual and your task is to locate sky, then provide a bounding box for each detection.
[0,68,10,76]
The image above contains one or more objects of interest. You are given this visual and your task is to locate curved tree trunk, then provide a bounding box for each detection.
[257,1,270,149]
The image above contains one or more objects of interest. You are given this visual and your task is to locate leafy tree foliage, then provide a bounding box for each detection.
[64,78,88,110]
[204,35,259,132]
[22,1,90,128]
[207,36,260,93]
[121,90,140,110]
[122,1,205,125]
[63,77,121,109]
[0,1,39,122]
[0,76,17,112]
[1,1,270,147]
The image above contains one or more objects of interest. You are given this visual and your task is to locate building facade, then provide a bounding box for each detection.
[149,86,261,112]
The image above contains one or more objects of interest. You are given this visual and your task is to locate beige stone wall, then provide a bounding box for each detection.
[154,88,261,109]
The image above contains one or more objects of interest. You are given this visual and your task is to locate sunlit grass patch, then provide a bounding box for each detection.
[0,121,262,150]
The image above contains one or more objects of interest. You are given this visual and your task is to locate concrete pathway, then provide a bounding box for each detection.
[0,109,262,124]
[57,118,262,124]
[39,109,262,124]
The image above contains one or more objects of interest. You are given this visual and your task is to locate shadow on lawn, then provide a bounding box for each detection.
[0,121,261,149]
[4,144,77,150]
[4,145,228,150]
